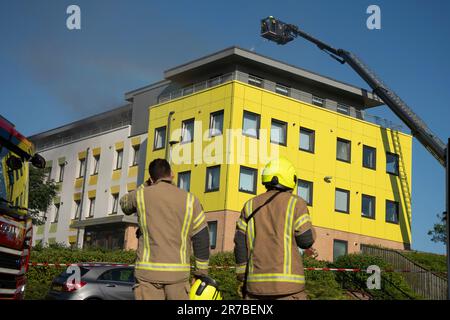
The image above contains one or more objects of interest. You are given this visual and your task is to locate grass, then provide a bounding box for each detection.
[402,250,447,278]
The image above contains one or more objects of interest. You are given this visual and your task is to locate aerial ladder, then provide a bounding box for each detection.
[260,16,449,299]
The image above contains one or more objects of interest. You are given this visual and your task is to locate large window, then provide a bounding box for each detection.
[299,127,315,153]
[362,194,375,219]
[132,145,140,166]
[209,110,224,137]
[177,171,191,192]
[78,158,86,178]
[270,119,287,146]
[337,103,350,115]
[181,118,195,143]
[297,180,313,206]
[92,155,100,175]
[312,96,325,107]
[275,83,290,96]
[363,145,376,170]
[111,193,119,214]
[242,111,260,139]
[336,138,351,163]
[205,166,220,192]
[153,126,166,150]
[386,200,399,224]
[88,197,95,218]
[115,149,123,170]
[239,166,257,194]
[333,240,348,262]
[248,74,263,88]
[335,188,350,213]
[58,163,65,182]
[208,221,218,249]
[386,152,399,175]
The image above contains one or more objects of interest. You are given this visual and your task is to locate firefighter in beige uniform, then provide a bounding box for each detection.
[234,157,316,300]
[120,159,210,300]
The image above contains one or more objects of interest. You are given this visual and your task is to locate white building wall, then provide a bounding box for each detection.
[32,125,147,247]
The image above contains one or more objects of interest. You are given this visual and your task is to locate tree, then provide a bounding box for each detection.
[427,213,447,244]
[28,166,58,225]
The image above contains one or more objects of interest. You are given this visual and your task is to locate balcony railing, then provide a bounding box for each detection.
[157,72,406,133]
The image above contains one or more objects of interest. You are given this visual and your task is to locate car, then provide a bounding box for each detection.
[46,264,135,300]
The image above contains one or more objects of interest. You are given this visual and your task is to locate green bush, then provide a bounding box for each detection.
[332,253,420,300]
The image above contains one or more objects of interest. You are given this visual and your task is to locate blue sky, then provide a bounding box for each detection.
[1,0,449,253]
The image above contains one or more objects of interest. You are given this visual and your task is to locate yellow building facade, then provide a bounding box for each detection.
[145,79,412,261]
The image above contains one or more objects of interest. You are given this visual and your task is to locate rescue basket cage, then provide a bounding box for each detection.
[260,16,295,45]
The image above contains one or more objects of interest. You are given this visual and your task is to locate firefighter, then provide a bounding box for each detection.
[234,156,316,300]
[120,158,210,300]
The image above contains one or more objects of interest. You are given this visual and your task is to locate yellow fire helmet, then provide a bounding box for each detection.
[261,156,297,190]
[189,275,223,300]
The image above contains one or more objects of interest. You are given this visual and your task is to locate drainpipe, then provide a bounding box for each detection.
[165,111,175,162]
[75,147,90,249]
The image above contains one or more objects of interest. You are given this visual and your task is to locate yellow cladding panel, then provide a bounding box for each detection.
[78,151,87,159]
[92,147,101,156]
[74,177,84,189]
[128,165,138,178]
[111,185,120,194]
[73,192,81,201]
[36,225,44,235]
[146,81,413,246]
[112,169,121,181]
[88,175,98,185]
[49,223,58,233]
[131,136,141,146]
[53,196,61,204]
[68,235,77,243]
[115,141,124,150]
[88,190,96,199]
[127,182,137,192]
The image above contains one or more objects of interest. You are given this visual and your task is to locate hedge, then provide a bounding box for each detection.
[26,245,418,300]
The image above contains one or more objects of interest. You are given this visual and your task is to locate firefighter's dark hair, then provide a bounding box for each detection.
[148,158,171,181]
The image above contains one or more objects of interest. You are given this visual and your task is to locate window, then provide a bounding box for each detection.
[363,145,376,170]
[386,200,399,224]
[275,83,290,96]
[45,167,52,182]
[362,194,375,219]
[386,152,399,175]
[74,200,81,220]
[333,240,348,262]
[209,110,224,137]
[92,155,100,175]
[297,180,313,206]
[208,221,218,249]
[53,204,60,223]
[132,145,140,166]
[205,166,220,192]
[335,188,350,213]
[98,268,134,283]
[248,74,263,88]
[299,127,315,153]
[115,150,123,170]
[312,96,325,107]
[88,198,95,218]
[270,119,287,146]
[78,158,86,178]
[181,118,195,143]
[177,171,191,192]
[337,104,350,115]
[336,138,351,163]
[239,166,257,194]
[242,111,260,139]
[153,126,166,150]
[58,163,65,182]
[111,193,119,214]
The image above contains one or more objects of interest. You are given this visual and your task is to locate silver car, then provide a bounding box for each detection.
[46,264,135,300]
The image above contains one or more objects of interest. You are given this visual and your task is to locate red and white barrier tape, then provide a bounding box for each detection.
[27,263,445,273]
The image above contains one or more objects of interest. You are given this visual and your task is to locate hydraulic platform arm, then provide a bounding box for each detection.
[261,17,447,167]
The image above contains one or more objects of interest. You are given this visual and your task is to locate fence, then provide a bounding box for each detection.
[361,244,447,300]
